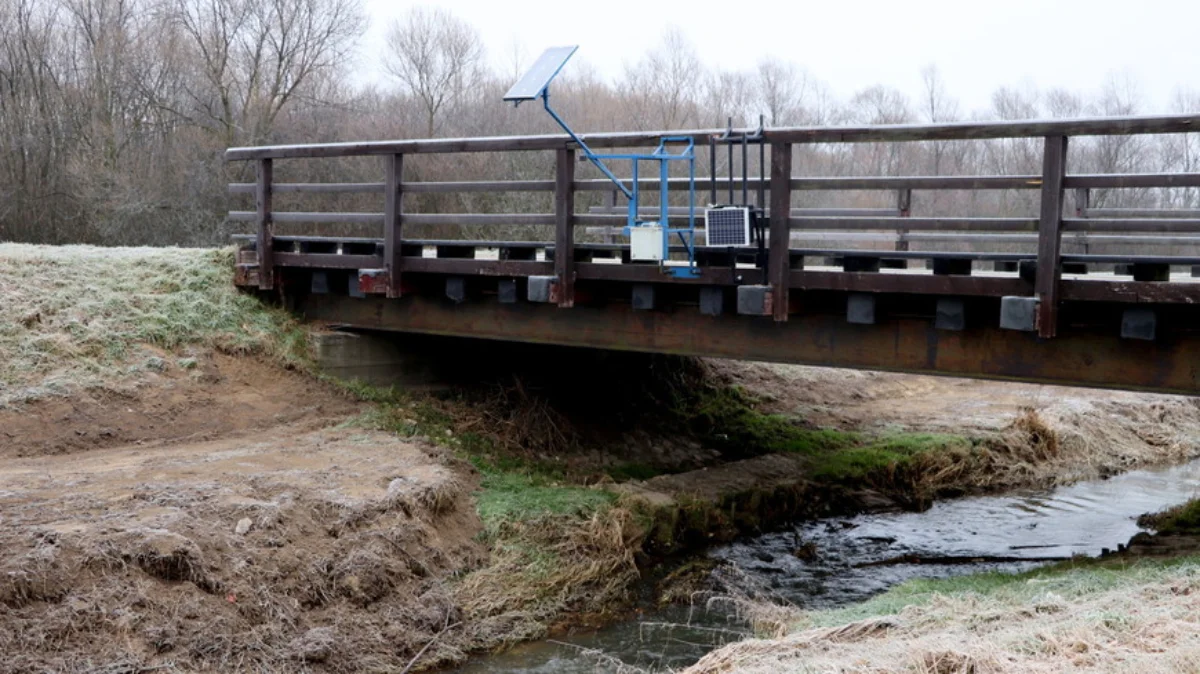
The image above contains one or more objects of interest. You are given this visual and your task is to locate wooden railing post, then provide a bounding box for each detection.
[895,188,913,252]
[1036,135,1069,338]
[1074,187,1090,217]
[1074,187,1090,255]
[555,147,576,307]
[768,142,793,321]
[603,189,617,244]
[255,158,274,290]
[384,153,404,297]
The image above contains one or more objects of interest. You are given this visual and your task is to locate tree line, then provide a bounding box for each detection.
[1,2,1197,246]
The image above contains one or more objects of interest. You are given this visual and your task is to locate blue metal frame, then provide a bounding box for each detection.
[540,90,700,278]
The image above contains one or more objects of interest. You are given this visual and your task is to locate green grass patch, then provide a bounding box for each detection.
[687,385,858,456]
[474,470,617,533]
[809,432,974,482]
[687,382,975,487]
[1139,498,1200,534]
[335,380,462,443]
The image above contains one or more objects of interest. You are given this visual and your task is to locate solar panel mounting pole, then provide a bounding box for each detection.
[504,46,700,278]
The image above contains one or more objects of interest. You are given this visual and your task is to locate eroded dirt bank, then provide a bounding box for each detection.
[3,354,1199,672]
[0,353,359,458]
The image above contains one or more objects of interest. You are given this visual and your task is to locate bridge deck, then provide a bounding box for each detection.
[224,114,1200,394]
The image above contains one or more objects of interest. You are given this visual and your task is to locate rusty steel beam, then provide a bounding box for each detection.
[1060,280,1200,304]
[296,293,1200,395]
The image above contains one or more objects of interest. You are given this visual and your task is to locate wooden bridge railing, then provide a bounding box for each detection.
[227,114,1200,338]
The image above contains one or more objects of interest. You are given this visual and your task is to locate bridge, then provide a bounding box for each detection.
[226,115,1200,395]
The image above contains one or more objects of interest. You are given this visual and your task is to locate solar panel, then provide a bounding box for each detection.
[503,46,579,103]
[705,207,752,246]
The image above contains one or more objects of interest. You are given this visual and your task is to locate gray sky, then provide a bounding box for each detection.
[360,0,1200,116]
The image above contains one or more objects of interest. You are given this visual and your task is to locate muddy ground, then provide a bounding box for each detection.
[2,354,1198,672]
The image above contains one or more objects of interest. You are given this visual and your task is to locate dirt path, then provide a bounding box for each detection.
[0,414,483,673]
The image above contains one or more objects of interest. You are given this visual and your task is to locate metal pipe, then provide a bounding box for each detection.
[757,115,766,208]
[709,135,717,205]
[541,89,633,200]
[742,133,749,206]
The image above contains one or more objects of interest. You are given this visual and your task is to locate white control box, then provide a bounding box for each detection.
[630,223,665,261]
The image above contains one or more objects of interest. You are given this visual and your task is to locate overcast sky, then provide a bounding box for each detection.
[360,0,1199,116]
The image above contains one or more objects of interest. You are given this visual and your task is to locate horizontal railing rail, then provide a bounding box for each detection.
[226,114,1200,160]
[226,172,1200,195]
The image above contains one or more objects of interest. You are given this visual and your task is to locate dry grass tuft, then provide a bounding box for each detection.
[453,506,641,650]
[470,376,582,455]
[1010,406,1060,461]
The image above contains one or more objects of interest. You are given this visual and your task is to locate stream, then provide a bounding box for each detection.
[454,457,1200,673]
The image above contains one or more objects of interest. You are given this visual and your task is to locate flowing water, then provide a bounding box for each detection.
[454,458,1200,673]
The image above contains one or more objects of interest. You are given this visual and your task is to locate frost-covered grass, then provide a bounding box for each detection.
[688,556,1200,673]
[0,244,308,404]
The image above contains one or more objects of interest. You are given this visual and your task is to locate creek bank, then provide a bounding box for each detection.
[673,466,1200,674]
[683,553,1200,674]
[1106,496,1200,560]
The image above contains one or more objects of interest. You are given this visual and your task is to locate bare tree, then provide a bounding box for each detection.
[1088,73,1147,207]
[845,86,913,177]
[0,0,73,241]
[621,27,702,129]
[704,69,755,128]
[173,0,366,146]
[919,64,960,178]
[1159,89,1200,208]
[1044,87,1085,118]
[756,57,807,125]
[384,6,483,137]
[919,64,958,123]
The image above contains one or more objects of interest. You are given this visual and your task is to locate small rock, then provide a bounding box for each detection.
[386,477,411,499]
[792,541,819,561]
[289,627,336,663]
[235,518,253,535]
